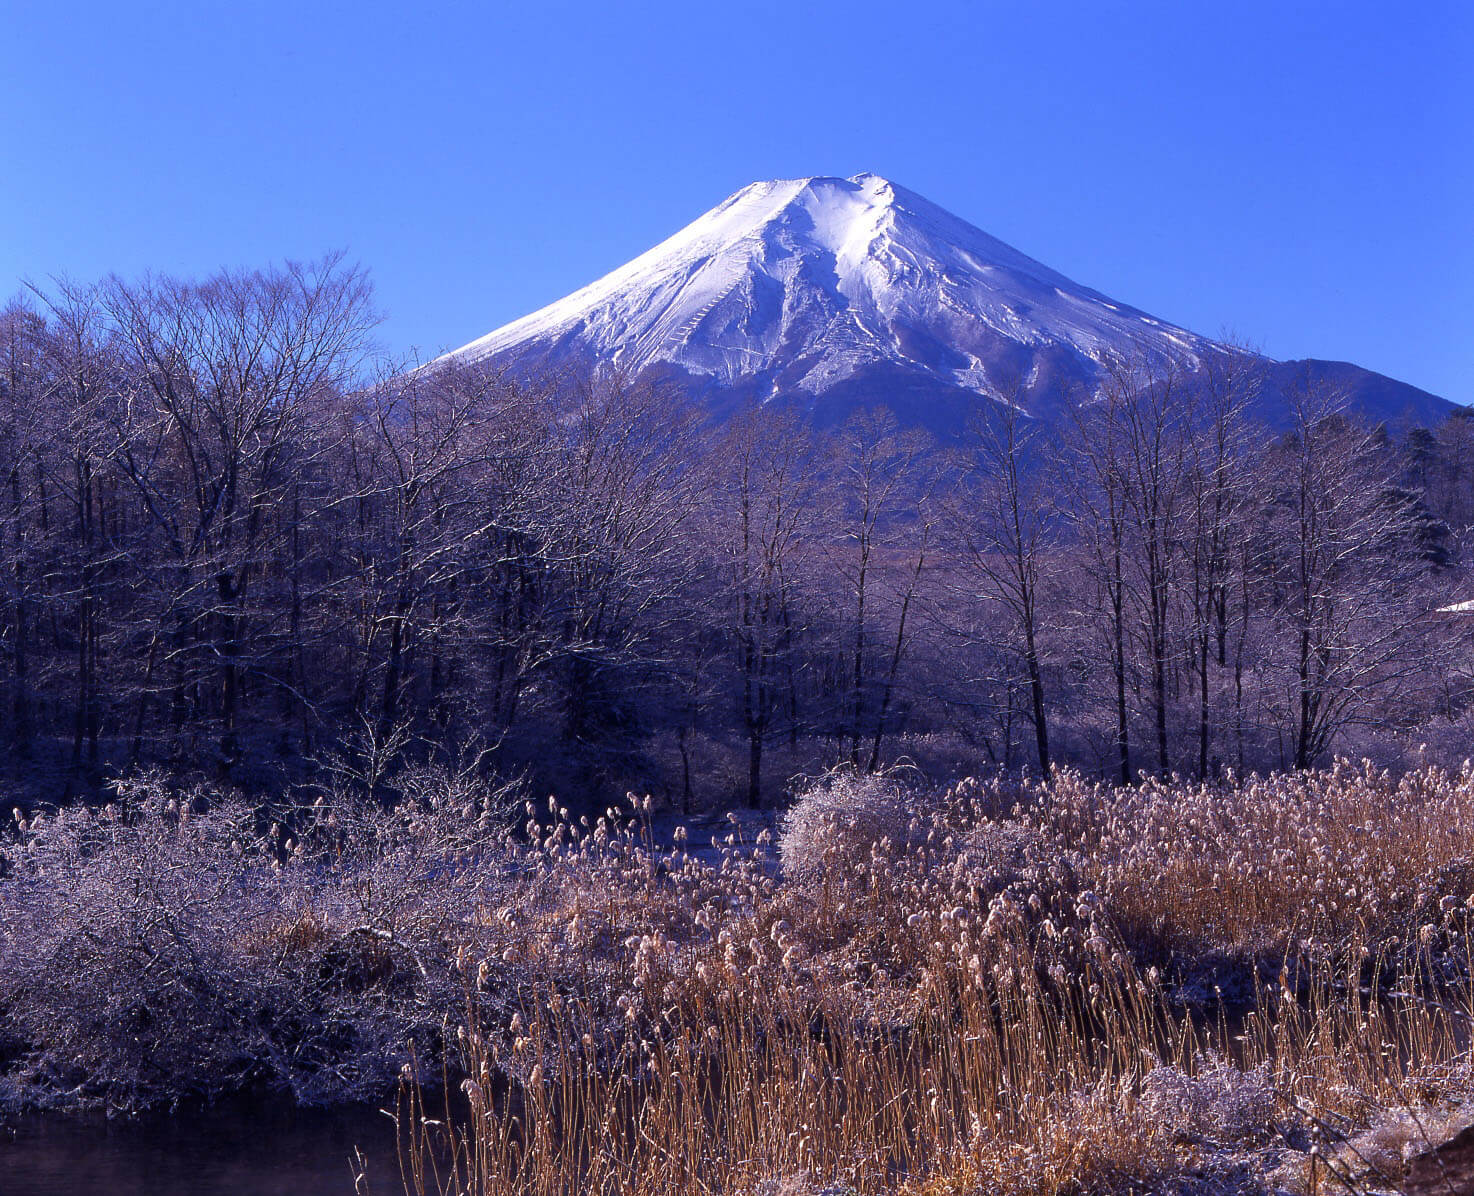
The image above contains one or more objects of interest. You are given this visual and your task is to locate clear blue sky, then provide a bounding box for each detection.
[5,1,1471,401]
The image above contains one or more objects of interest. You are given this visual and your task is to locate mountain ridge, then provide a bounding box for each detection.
[444,173,1452,433]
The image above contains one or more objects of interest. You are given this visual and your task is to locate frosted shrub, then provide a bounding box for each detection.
[777,767,920,886]
[0,778,296,1109]
[1140,1059,1277,1142]
[750,1178,856,1196]
[0,766,520,1113]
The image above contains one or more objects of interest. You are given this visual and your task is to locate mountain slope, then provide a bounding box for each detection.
[446,173,1452,432]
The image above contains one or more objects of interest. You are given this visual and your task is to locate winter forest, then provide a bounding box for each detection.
[2,257,1471,812]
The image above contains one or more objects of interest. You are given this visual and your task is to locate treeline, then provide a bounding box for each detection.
[1,257,1471,807]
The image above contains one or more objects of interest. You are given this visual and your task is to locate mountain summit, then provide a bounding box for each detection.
[447,174,1449,430]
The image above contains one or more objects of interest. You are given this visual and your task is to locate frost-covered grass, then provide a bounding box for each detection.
[1017,762,1474,964]
[3,764,1473,1193]
[394,765,1474,1195]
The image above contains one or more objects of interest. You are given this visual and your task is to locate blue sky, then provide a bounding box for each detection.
[5,1,1471,401]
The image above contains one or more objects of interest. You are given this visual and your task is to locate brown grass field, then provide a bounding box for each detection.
[386,764,1474,1195]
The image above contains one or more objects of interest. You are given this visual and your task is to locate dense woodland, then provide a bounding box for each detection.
[2,255,1472,810]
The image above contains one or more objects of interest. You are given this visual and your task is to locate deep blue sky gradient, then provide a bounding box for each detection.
[5,1,1471,401]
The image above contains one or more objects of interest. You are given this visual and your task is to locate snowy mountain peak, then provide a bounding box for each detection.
[443,175,1449,431]
[439,175,1452,434]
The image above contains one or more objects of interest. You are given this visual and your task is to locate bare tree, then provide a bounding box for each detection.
[1262,383,1429,767]
[101,254,375,769]
[535,379,705,750]
[826,410,931,767]
[1062,377,1135,783]
[715,410,816,808]
[333,361,522,747]
[0,301,53,759]
[1181,353,1260,776]
[27,281,126,788]
[950,397,1054,773]
[868,511,931,773]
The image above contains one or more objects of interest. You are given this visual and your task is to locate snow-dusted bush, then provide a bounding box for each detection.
[777,767,922,886]
[0,778,277,1110]
[1140,1058,1277,1142]
[749,1179,856,1196]
[0,766,520,1113]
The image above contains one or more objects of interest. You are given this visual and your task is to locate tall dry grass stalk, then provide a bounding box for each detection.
[392,767,1474,1195]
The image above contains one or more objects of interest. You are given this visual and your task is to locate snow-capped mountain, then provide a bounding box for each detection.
[446,173,1450,431]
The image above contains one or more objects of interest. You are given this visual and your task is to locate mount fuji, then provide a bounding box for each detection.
[445,173,1451,433]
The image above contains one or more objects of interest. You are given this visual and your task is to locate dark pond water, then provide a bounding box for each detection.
[0,1100,402,1196]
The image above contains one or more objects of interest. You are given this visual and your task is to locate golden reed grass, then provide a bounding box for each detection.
[389,766,1474,1195]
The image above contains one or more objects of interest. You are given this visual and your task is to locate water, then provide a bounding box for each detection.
[0,1099,401,1196]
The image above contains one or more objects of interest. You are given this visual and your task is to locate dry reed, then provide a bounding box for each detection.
[391,766,1474,1195]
